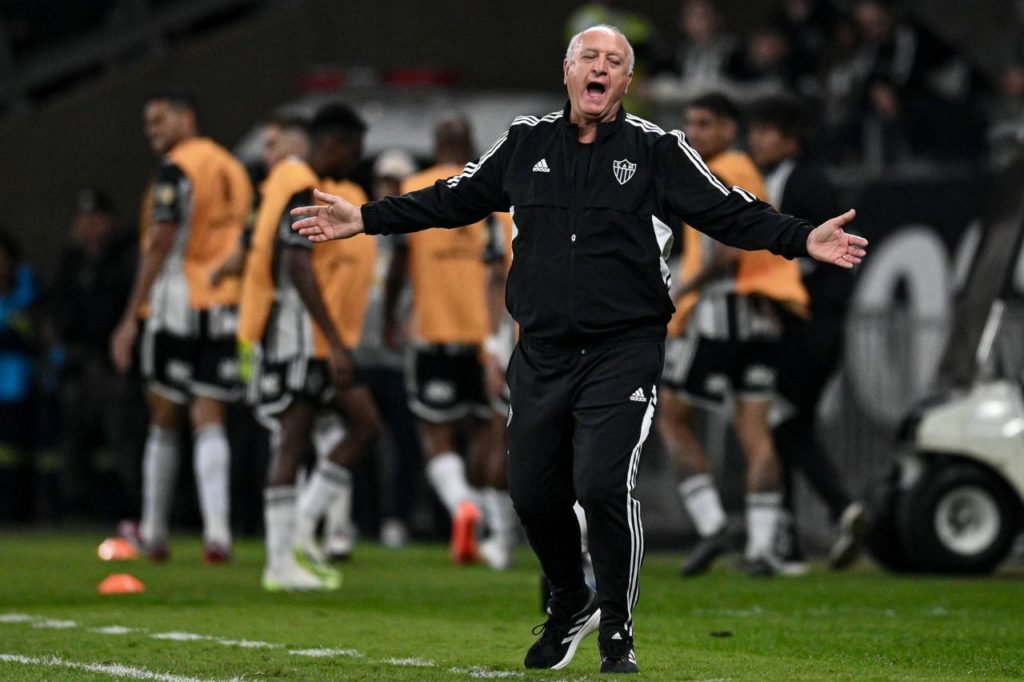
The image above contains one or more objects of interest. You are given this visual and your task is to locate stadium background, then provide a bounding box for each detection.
[0,0,1020,555]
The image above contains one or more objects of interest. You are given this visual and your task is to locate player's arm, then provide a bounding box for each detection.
[280,191,353,387]
[292,128,512,241]
[381,237,409,348]
[110,163,184,373]
[674,239,739,302]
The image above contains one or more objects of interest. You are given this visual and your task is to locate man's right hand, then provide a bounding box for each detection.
[290,189,365,243]
[328,343,356,389]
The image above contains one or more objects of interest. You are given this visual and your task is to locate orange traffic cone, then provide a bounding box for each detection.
[98,573,145,595]
[98,537,138,561]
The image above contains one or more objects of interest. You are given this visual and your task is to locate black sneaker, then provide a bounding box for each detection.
[599,629,639,673]
[829,502,866,570]
[524,588,600,670]
[741,554,781,577]
[680,530,730,576]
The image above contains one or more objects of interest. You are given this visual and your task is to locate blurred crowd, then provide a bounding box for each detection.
[0,0,1019,572]
[570,0,1020,169]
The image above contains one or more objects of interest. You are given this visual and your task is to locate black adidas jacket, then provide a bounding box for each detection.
[361,103,814,347]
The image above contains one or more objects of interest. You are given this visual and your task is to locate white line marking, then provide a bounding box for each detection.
[383,657,436,667]
[289,647,364,658]
[152,632,210,642]
[449,667,524,679]
[32,619,78,629]
[0,653,227,682]
[215,639,281,649]
[94,626,139,635]
[2,613,520,678]
[0,614,37,623]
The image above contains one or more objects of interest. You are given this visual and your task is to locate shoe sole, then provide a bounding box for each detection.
[261,578,334,592]
[293,550,343,589]
[550,607,601,670]
[829,506,867,569]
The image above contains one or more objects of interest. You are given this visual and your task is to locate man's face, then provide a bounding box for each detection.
[747,123,798,167]
[563,28,633,125]
[72,210,113,255]
[262,123,287,170]
[311,133,363,180]
[683,107,735,160]
[144,100,190,155]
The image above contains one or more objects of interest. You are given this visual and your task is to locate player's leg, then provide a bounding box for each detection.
[470,411,517,570]
[190,395,232,562]
[659,333,730,575]
[408,346,482,563]
[189,326,244,563]
[255,357,333,591]
[734,396,783,575]
[131,326,187,561]
[298,380,379,563]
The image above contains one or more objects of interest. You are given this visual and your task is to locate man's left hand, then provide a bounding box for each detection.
[807,209,867,269]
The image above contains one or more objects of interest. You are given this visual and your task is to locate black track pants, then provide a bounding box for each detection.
[506,336,664,637]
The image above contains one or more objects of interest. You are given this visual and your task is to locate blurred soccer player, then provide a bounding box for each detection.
[111,93,252,563]
[747,95,865,569]
[237,105,379,591]
[657,92,809,577]
[385,115,511,566]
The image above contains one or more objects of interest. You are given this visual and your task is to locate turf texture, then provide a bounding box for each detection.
[0,532,1022,680]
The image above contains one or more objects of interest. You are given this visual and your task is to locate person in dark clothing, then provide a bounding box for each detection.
[0,227,38,521]
[747,95,865,570]
[52,188,145,520]
[291,25,866,675]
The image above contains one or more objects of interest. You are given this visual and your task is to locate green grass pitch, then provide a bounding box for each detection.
[1,532,1022,680]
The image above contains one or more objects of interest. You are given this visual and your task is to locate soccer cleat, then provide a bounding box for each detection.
[293,541,342,590]
[450,500,482,564]
[325,528,354,562]
[524,588,600,670]
[262,562,334,592]
[203,543,232,565]
[741,554,781,577]
[118,520,169,563]
[679,529,730,576]
[598,629,639,674]
[829,501,867,570]
[479,536,514,571]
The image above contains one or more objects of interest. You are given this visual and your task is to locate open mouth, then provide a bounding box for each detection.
[585,82,607,97]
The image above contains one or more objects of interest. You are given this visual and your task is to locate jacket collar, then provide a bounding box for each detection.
[561,101,626,141]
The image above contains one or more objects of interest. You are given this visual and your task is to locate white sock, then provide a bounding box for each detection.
[573,501,589,553]
[194,423,231,547]
[679,474,727,538]
[324,466,354,540]
[426,452,472,518]
[296,461,352,547]
[314,414,352,539]
[140,425,179,546]
[313,412,347,458]
[746,492,783,559]
[483,488,518,546]
[263,486,296,571]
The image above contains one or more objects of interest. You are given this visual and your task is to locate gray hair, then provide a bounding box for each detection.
[565,24,635,75]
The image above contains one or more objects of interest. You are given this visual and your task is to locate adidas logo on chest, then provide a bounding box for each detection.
[532,158,551,173]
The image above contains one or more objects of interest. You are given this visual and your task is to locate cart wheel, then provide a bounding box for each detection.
[896,461,1018,574]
